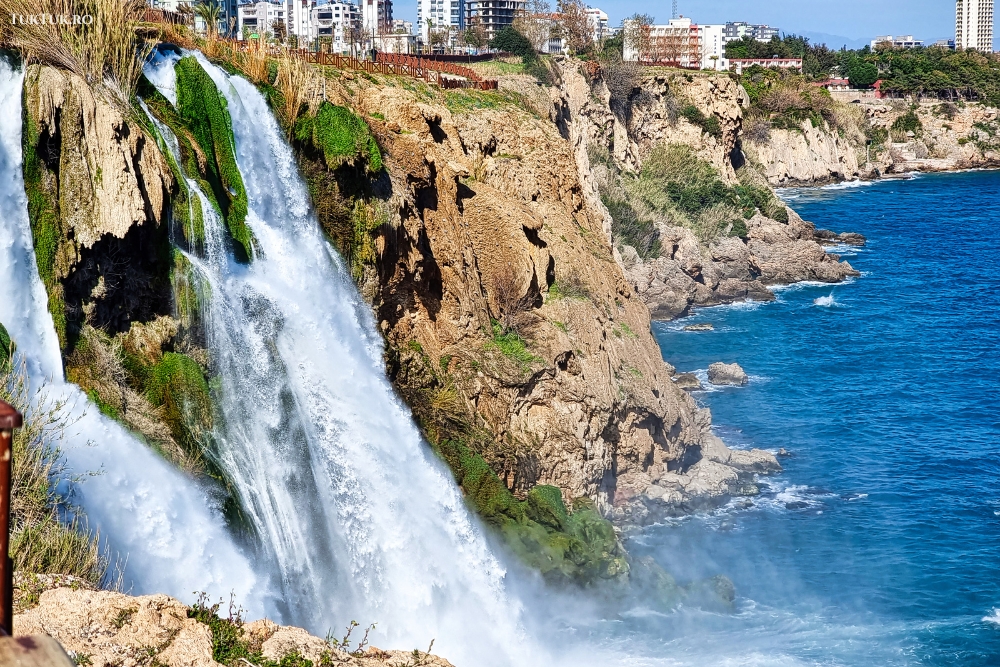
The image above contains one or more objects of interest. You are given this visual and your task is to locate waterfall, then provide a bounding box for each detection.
[141,52,535,665]
[0,58,261,608]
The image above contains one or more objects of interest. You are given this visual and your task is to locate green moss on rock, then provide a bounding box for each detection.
[0,322,12,371]
[294,101,383,173]
[21,110,67,348]
[145,352,214,457]
[435,438,628,586]
[173,57,254,261]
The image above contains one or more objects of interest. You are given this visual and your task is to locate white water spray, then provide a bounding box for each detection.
[0,58,260,607]
[143,52,535,665]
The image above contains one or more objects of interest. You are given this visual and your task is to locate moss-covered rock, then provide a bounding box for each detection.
[173,57,254,261]
[0,321,13,371]
[293,101,383,173]
[144,352,214,457]
[21,111,67,348]
[436,438,629,586]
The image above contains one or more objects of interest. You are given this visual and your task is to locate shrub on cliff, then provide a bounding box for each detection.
[601,143,789,248]
[489,26,537,63]
[891,109,923,141]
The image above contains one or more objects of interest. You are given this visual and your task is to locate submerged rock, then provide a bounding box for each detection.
[683,322,714,331]
[707,362,748,386]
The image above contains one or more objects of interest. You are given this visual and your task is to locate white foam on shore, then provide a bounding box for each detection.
[821,179,875,191]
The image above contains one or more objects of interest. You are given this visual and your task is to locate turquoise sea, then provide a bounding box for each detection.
[625,171,1000,665]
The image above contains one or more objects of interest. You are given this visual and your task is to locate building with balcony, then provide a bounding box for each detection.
[956,0,994,52]
[623,16,701,68]
[585,7,608,42]
[463,0,524,42]
[309,1,361,51]
[724,21,780,43]
[361,0,393,35]
[871,35,924,49]
[237,0,286,38]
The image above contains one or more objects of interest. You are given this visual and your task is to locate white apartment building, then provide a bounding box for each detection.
[623,16,701,68]
[311,1,361,51]
[956,0,994,51]
[361,0,393,34]
[723,21,779,43]
[417,0,464,43]
[871,35,924,49]
[391,18,413,33]
[699,23,727,70]
[586,7,608,42]
[237,0,286,37]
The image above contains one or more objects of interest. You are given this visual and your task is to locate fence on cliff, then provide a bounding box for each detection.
[144,10,498,90]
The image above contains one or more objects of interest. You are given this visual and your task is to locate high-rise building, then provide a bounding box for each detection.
[956,0,994,51]
[361,0,393,34]
[463,0,524,43]
[417,0,465,44]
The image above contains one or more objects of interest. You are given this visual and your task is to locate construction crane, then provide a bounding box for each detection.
[672,0,678,19]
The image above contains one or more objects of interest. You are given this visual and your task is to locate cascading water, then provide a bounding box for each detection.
[0,58,260,607]
[142,52,536,665]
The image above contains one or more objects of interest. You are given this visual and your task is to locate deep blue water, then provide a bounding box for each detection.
[631,172,1000,666]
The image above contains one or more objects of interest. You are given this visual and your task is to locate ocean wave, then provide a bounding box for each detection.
[822,242,866,255]
[813,294,836,307]
[821,179,875,191]
[982,609,1000,625]
[769,280,839,293]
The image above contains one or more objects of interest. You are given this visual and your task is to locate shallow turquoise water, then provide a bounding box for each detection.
[628,171,1000,666]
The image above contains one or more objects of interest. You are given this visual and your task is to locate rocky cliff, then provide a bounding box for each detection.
[744,98,1000,185]
[322,76,779,527]
[545,60,862,320]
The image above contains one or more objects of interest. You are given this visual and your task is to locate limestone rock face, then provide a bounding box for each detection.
[749,122,862,185]
[549,60,861,321]
[708,362,748,386]
[24,65,174,259]
[347,79,769,519]
[746,100,1000,185]
[14,587,453,667]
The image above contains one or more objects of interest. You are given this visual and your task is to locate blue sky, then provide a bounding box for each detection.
[395,0,996,50]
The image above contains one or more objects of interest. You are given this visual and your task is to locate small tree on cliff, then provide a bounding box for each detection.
[556,0,593,56]
[490,26,537,62]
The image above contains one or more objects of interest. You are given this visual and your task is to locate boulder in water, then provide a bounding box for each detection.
[672,372,702,391]
[684,575,737,613]
[707,362,748,386]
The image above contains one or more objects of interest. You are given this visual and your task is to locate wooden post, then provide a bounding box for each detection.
[0,400,21,637]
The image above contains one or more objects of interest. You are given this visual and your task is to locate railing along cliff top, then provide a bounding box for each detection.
[143,14,500,91]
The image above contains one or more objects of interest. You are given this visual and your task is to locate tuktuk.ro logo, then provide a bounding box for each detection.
[10,14,94,25]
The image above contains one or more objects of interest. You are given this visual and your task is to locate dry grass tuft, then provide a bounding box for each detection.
[275,53,309,129]
[2,358,106,585]
[0,0,152,102]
